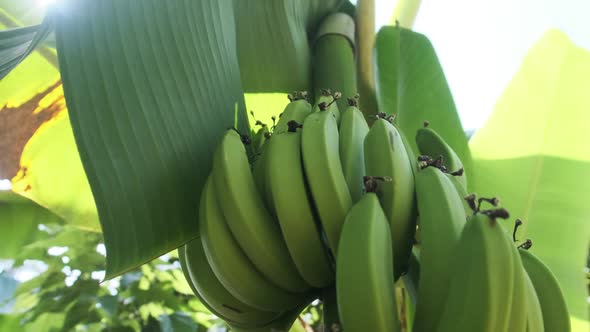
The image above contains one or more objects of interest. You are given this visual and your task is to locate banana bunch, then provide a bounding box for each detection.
[177,93,571,331]
[175,11,570,332]
[179,90,570,332]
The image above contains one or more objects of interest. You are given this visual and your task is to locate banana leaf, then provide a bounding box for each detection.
[373,25,474,189]
[54,0,249,278]
[0,9,53,79]
[470,29,590,331]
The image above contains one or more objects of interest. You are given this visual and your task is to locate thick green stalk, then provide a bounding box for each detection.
[356,0,377,119]
[312,12,357,111]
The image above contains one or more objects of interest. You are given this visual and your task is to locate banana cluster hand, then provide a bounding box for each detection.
[178,91,571,331]
[413,124,570,332]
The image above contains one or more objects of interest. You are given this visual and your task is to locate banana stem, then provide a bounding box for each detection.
[322,286,342,331]
[356,0,378,119]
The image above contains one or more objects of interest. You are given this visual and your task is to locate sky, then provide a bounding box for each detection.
[375,0,590,130]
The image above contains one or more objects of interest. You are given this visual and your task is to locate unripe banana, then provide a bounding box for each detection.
[412,166,466,332]
[251,125,269,154]
[254,96,313,218]
[274,95,312,134]
[212,130,310,293]
[524,270,545,332]
[301,109,352,257]
[503,226,529,332]
[312,12,356,115]
[336,192,401,332]
[519,248,571,332]
[447,173,474,216]
[200,176,308,311]
[504,231,528,332]
[228,301,310,332]
[437,212,515,332]
[415,122,472,219]
[179,241,280,328]
[339,102,369,203]
[364,118,416,278]
[313,90,341,123]
[416,124,467,190]
[267,125,334,288]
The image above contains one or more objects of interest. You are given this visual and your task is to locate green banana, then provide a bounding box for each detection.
[437,212,515,332]
[312,12,356,115]
[364,118,416,278]
[413,124,472,216]
[504,231,528,332]
[212,130,310,293]
[251,125,270,155]
[200,176,308,311]
[267,125,333,288]
[336,192,400,332]
[519,248,571,332]
[524,269,545,332]
[254,95,312,218]
[447,173,474,216]
[228,301,310,332]
[274,94,312,134]
[400,128,419,176]
[412,166,467,332]
[301,108,352,257]
[338,100,370,203]
[416,124,467,189]
[179,241,280,328]
[313,90,340,123]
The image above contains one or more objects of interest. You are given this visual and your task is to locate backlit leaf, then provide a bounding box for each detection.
[0,8,53,79]
[470,29,590,331]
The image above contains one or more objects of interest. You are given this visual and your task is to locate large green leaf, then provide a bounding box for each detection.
[374,26,473,187]
[54,0,248,278]
[470,29,590,331]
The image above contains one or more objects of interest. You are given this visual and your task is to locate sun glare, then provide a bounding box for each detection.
[37,0,58,9]
[0,179,11,191]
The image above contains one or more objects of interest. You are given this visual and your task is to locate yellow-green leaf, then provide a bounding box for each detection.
[470,29,590,331]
